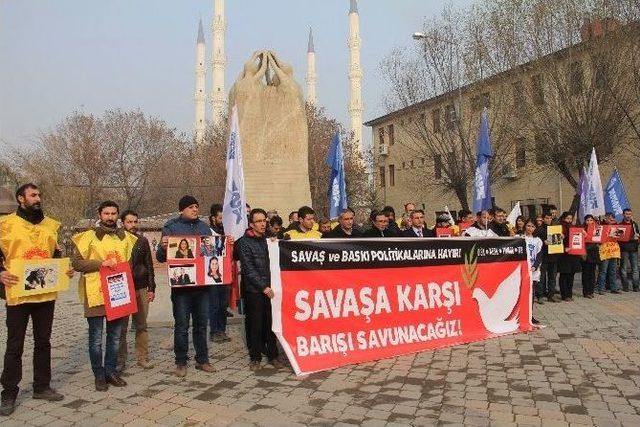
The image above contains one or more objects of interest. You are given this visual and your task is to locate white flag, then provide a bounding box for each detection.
[222,106,248,240]
[506,202,522,226]
[584,147,605,217]
[444,206,455,226]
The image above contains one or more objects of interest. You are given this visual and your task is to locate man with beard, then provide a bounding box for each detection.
[0,184,70,416]
[324,208,362,238]
[489,208,512,237]
[71,201,137,391]
[463,210,498,237]
[363,211,394,238]
[207,203,232,343]
[116,210,156,372]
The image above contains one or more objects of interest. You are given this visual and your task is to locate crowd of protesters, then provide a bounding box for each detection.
[0,185,637,415]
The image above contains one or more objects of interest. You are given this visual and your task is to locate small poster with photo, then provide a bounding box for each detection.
[100,262,137,321]
[586,224,604,243]
[167,237,198,260]
[547,225,564,254]
[8,258,71,298]
[166,235,234,288]
[607,225,631,242]
[567,227,586,256]
[168,263,197,286]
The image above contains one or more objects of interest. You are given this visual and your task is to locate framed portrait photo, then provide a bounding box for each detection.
[9,258,71,298]
[167,236,198,260]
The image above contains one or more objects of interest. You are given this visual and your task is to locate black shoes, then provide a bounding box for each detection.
[106,374,127,387]
[95,377,108,391]
[611,290,621,294]
[210,332,232,343]
[0,399,15,416]
[33,388,64,401]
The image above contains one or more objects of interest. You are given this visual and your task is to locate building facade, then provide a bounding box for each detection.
[365,19,639,221]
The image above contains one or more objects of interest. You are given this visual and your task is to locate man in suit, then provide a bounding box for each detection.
[402,209,433,237]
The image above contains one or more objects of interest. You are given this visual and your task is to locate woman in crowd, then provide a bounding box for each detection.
[523,218,542,323]
[581,214,599,299]
[514,215,526,235]
[557,212,581,301]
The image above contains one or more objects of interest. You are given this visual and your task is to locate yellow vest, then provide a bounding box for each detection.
[72,229,137,307]
[0,213,61,306]
[284,228,323,240]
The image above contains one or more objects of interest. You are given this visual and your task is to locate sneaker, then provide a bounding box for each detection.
[106,374,127,387]
[195,363,216,373]
[95,377,109,392]
[33,388,64,401]
[175,365,187,378]
[268,359,286,369]
[249,361,261,372]
[137,359,154,369]
[0,399,16,416]
[531,317,540,325]
[633,288,639,292]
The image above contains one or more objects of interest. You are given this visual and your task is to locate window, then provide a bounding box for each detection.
[444,104,456,130]
[531,74,545,105]
[569,61,583,95]
[389,164,395,187]
[410,160,414,169]
[515,137,526,168]
[378,127,385,146]
[432,109,441,133]
[512,81,525,108]
[388,124,395,145]
[434,154,443,179]
[534,135,545,165]
[379,166,386,188]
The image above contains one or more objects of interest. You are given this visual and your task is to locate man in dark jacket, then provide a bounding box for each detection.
[620,208,639,292]
[235,208,283,371]
[489,208,511,237]
[401,209,434,237]
[534,211,561,302]
[364,211,395,238]
[382,206,402,236]
[117,210,156,372]
[324,208,362,238]
[156,196,215,377]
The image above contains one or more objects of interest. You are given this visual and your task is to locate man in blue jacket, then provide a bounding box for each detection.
[156,195,215,377]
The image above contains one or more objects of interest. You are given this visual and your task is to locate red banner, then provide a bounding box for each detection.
[269,238,533,375]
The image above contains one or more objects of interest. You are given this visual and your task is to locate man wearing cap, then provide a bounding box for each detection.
[156,195,216,377]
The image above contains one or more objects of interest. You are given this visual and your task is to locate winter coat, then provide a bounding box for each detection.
[235,229,270,294]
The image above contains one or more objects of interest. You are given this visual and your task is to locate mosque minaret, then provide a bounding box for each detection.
[348,0,363,152]
[194,19,206,144]
[211,0,226,126]
[306,28,317,106]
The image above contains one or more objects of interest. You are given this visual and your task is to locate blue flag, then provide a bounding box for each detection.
[326,131,348,219]
[472,109,493,212]
[604,169,631,222]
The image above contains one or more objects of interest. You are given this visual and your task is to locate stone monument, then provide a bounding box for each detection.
[229,50,311,217]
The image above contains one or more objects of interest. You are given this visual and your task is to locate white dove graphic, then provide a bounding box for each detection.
[472,265,521,334]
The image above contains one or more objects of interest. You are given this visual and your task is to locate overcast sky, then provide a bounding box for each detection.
[0,0,472,149]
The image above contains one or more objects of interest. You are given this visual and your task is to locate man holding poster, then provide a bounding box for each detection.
[156,195,216,378]
[0,184,69,416]
[71,201,137,391]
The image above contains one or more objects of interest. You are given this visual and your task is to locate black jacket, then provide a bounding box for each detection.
[490,221,511,237]
[362,227,391,238]
[324,226,362,238]
[235,229,270,294]
[401,227,434,238]
[130,234,156,292]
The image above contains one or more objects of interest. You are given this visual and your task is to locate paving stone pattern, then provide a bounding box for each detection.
[0,280,639,426]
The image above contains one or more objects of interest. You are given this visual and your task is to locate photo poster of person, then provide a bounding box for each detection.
[547,225,564,254]
[166,235,233,288]
[607,225,631,242]
[567,227,586,256]
[9,258,71,298]
[99,262,138,321]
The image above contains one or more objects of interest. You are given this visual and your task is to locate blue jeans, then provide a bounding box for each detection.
[171,289,209,366]
[620,251,639,290]
[597,259,620,292]
[208,286,229,336]
[87,316,123,379]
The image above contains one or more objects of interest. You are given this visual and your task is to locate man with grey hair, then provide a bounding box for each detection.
[324,208,362,238]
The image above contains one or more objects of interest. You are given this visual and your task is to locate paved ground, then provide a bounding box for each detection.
[0,277,639,427]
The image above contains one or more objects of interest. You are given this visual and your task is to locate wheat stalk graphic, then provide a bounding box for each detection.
[462,244,478,289]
